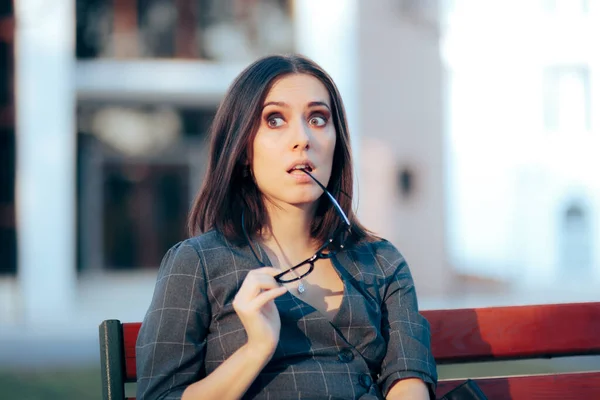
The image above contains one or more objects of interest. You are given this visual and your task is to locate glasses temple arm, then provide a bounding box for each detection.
[302,169,351,226]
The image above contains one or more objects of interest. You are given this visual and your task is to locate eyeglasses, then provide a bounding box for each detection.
[244,169,352,284]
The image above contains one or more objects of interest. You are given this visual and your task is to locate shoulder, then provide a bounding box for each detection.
[335,238,410,301]
[187,229,230,252]
[188,229,254,266]
[369,239,406,269]
[156,230,228,277]
[166,230,259,284]
[346,238,406,276]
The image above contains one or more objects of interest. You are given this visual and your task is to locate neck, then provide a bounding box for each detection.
[259,201,318,267]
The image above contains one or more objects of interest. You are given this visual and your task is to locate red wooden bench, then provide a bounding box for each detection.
[99,301,600,399]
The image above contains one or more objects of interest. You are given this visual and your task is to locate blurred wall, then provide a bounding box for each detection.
[442,0,600,292]
[358,0,449,298]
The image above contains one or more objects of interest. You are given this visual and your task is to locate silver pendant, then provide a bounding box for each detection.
[297,281,305,294]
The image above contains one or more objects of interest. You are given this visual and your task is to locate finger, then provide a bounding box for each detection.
[234,278,284,309]
[235,284,281,307]
[247,286,288,310]
[236,270,281,299]
[234,285,287,315]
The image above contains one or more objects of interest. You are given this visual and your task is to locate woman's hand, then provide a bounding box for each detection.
[386,378,430,400]
[233,267,288,359]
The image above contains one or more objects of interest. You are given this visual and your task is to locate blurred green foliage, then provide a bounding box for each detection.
[0,366,102,400]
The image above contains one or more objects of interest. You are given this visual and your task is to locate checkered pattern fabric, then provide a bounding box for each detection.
[136,230,437,399]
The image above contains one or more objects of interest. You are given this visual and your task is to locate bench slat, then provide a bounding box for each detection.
[120,303,600,388]
[123,322,142,382]
[422,302,600,363]
[123,372,600,400]
[437,371,600,400]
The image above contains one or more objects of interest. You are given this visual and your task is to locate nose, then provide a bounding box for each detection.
[292,119,310,150]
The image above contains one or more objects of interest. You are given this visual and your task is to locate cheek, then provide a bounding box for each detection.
[252,134,265,160]
[325,129,337,157]
[252,136,277,175]
[253,130,280,154]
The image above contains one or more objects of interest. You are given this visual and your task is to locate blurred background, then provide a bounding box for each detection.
[1,0,600,398]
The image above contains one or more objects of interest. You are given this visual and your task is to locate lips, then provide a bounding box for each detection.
[286,160,315,173]
[288,165,313,174]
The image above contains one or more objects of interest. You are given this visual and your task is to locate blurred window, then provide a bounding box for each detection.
[0,3,15,275]
[76,103,216,271]
[76,0,295,61]
[443,2,598,289]
[560,202,593,274]
[0,132,16,275]
[543,66,591,132]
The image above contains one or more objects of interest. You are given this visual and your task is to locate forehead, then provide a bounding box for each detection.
[265,73,330,105]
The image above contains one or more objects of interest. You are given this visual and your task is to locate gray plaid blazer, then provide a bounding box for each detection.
[136,230,437,399]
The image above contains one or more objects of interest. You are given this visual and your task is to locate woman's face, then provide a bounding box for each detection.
[251,73,337,211]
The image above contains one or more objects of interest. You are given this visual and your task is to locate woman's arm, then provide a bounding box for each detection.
[386,378,430,400]
[137,241,287,400]
[181,342,271,400]
[373,241,438,399]
[182,267,287,400]
[136,242,211,399]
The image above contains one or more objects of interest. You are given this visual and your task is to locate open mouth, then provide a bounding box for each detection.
[287,165,314,173]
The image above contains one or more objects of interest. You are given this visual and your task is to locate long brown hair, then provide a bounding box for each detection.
[188,54,376,246]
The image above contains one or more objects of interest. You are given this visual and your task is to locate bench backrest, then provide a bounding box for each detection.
[99,301,600,400]
[423,301,600,398]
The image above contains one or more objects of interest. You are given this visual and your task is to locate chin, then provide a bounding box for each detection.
[288,190,323,207]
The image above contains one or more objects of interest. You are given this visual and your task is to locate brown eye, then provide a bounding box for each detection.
[309,116,327,127]
[267,116,284,128]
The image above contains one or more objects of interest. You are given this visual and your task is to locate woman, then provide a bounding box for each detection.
[136,54,437,400]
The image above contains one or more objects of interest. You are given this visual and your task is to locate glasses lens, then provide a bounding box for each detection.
[276,261,314,283]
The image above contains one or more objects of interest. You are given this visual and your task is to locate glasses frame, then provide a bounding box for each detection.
[271,169,352,283]
[243,169,352,283]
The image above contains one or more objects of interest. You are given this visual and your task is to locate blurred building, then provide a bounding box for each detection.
[442,0,600,293]
[1,0,599,368]
[2,0,447,366]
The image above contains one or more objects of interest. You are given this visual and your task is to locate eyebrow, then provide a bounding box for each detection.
[262,101,331,111]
